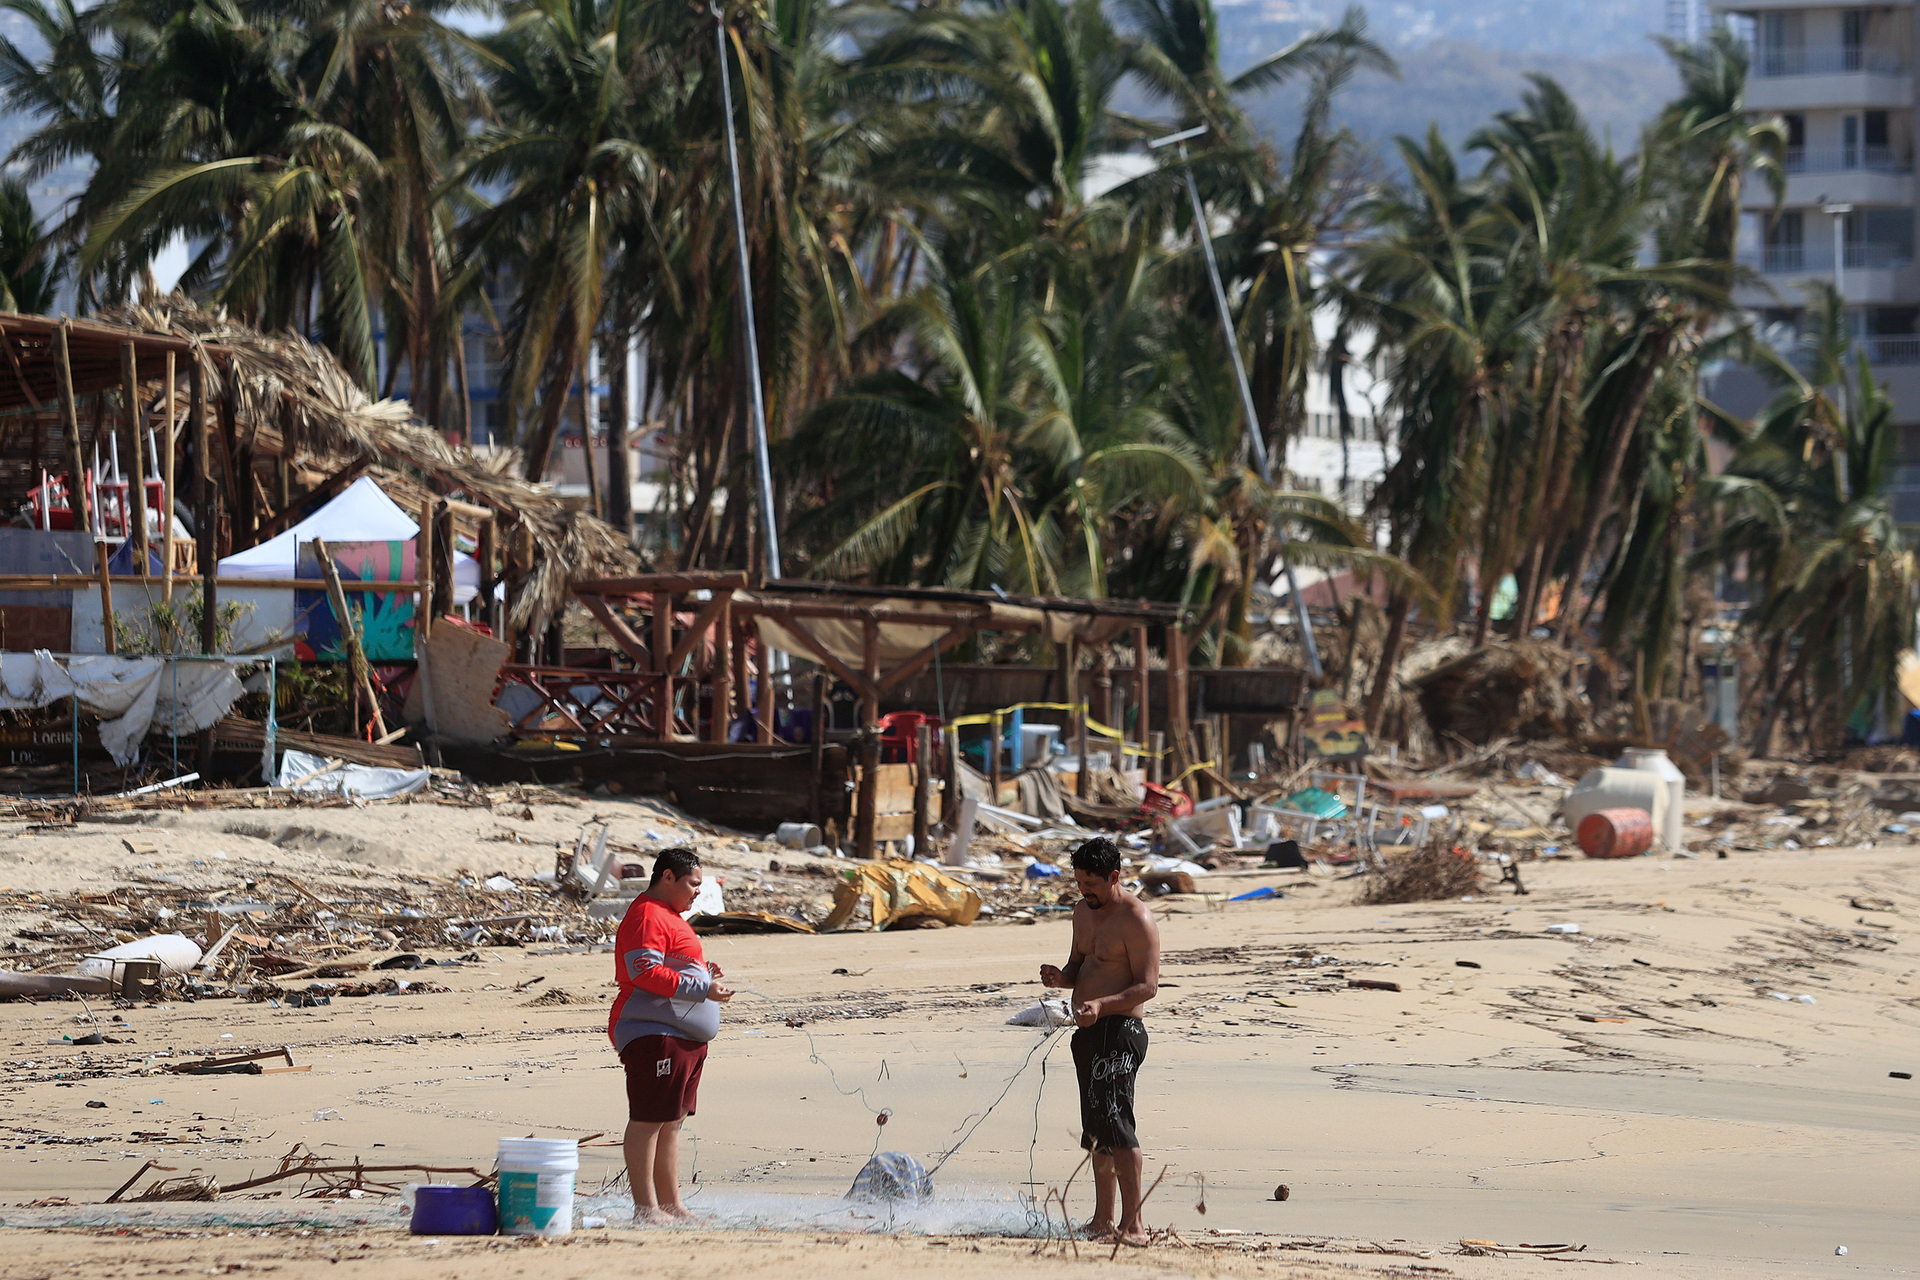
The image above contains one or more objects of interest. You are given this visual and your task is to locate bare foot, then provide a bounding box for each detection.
[663,1204,698,1222]
[1078,1220,1115,1241]
[1112,1224,1150,1248]
[632,1205,679,1226]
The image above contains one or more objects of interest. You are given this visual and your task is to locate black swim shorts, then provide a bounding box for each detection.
[1071,1015,1148,1152]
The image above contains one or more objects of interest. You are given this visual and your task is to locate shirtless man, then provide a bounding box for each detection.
[1040,836,1161,1246]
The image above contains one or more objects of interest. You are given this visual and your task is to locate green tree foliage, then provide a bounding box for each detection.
[0,1,1908,749]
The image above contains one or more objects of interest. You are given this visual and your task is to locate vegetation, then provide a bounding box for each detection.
[0,3,1910,753]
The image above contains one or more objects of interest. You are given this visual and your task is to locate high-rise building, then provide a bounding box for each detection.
[1710,2,1920,522]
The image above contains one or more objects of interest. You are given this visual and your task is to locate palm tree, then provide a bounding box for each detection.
[1702,286,1916,754]
[0,175,64,311]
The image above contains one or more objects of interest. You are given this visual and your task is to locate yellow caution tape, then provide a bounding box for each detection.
[941,701,1170,757]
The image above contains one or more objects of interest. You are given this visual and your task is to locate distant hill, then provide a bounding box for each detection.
[1216,0,1674,60]
[1240,38,1682,165]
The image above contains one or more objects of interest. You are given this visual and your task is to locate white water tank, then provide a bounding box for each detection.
[1564,768,1667,847]
[1617,747,1686,852]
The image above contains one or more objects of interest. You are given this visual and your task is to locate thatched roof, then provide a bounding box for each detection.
[89,299,638,631]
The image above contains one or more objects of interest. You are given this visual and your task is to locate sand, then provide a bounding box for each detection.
[0,801,1915,1278]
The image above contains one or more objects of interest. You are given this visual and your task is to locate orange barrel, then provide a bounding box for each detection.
[1576,807,1654,859]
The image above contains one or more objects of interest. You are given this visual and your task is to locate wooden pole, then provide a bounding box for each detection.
[415,499,434,643]
[913,721,932,857]
[808,671,825,831]
[1190,721,1221,802]
[162,353,176,600]
[943,724,960,827]
[730,614,749,731]
[192,358,216,777]
[1133,623,1150,764]
[477,515,497,634]
[52,322,89,533]
[756,632,774,743]
[313,537,388,740]
[120,343,149,573]
[856,617,879,860]
[1075,698,1090,799]
[988,711,1003,804]
[655,591,675,741]
[1149,730,1165,786]
[192,359,214,653]
[709,596,732,743]
[93,541,115,655]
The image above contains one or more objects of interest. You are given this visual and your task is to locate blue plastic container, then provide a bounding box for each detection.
[410,1184,498,1236]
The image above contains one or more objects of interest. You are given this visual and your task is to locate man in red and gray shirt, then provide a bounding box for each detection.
[610,846,732,1222]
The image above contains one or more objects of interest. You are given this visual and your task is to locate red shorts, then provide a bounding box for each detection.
[619,1034,708,1122]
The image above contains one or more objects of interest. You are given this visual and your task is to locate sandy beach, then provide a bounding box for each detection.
[0,792,1914,1279]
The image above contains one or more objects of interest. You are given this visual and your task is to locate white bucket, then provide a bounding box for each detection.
[496,1137,577,1237]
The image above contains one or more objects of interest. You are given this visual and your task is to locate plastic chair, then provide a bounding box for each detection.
[878,711,942,765]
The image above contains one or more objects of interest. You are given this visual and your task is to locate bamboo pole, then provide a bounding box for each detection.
[1133,623,1150,765]
[415,500,434,643]
[313,537,388,741]
[52,322,88,533]
[93,541,115,655]
[856,617,879,859]
[710,598,732,743]
[120,342,149,572]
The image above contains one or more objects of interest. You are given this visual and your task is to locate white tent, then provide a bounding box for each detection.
[217,475,478,602]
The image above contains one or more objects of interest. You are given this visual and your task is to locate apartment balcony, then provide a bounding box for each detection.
[1737,241,1919,304]
[1777,149,1915,206]
[1891,464,1920,525]
[1746,47,1913,111]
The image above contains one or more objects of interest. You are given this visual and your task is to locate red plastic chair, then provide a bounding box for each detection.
[878,711,943,765]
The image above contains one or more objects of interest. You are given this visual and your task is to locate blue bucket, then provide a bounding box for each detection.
[410,1185,498,1236]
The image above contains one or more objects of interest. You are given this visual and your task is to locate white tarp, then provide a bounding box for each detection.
[275,747,429,799]
[0,652,249,765]
[216,476,478,602]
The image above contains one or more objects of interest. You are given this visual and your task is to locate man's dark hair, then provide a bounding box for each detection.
[1071,836,1123,878]
[650,846,702,886]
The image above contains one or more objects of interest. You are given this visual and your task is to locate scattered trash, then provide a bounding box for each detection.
[1348,979,1402,992]
[1545,923,1580,935]
[482,876,518,892]
[313,1109,344,1121]
[847,1151,933,1203]
[1228,887,1280,902]
[1891,1072,1912,1080]
[1455,960,1481,969]
[1271,1185,1290,1201]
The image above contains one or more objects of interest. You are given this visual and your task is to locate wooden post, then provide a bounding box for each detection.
[756,634,774,743]
[1056,635,1077,714]
[855,617,879,860]
[988,711,1003,804]
[1167,623,1190,772]
[415,500,435,643]
[93,541,115,655]
[1095,654,1114,746]
[431,501,454,620]
[730,614,749,729]
[1149,730,1165,785]
[808,671,826,830]
[313,537,388,741]
[192,358,216,776]
[1193,718,1215,800]
[1133,623,1150,764]
[1075,698,1090,798]
[655,591,675,741]
[52,322,89,533]
[709,596,731,743]
[192,359,215,654]
[120,343,149,573]
[223,390,253,553]
[477,514,497,634]
[913,722,932,857]
[943,724,961,826]
[162,353,176,601]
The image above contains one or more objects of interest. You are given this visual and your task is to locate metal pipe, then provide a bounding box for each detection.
[712,3,782,581]
[1150,126,1323,679]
